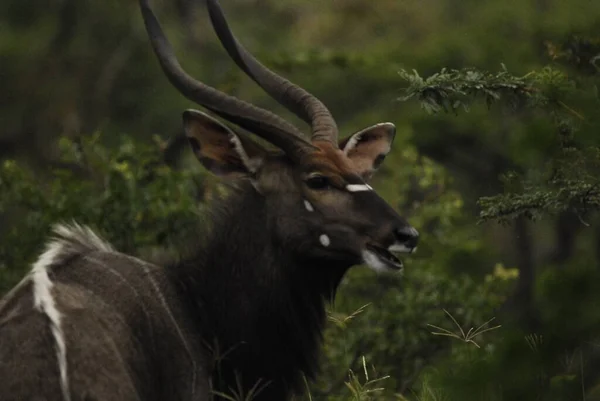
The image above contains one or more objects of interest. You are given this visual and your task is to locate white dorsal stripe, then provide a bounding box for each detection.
[30,241,71,401]
[53,222,114,253]
[346,184,373,192]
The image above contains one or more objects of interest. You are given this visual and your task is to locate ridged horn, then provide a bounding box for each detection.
[206,0,339,146]
[139,0,317,161]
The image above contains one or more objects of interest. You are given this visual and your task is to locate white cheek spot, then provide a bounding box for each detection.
[319,234,330,247]
[304,200,314,212]
[346,184,373,193]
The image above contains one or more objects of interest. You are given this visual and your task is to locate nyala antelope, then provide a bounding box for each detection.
[0,0,419,400]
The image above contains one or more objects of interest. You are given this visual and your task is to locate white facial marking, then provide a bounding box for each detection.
[388,244,413,253]
[30,241,71,401]
[304,200,314,212]
[319,234,330,247]
[408,227,419,237]
[362,250,393,272]
[346,184,373,192]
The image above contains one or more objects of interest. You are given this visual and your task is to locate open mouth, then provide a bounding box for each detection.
[365,243,403,271]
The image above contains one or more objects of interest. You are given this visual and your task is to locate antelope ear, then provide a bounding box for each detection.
[183,109,267,177]
[339,123,396,181]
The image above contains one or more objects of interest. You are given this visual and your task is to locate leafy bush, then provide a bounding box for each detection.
[0,134,204,293]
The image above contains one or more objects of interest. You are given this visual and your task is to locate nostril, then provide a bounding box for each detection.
[394,226,419,248]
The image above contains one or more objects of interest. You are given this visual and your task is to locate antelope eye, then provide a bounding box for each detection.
[305,175,331,190]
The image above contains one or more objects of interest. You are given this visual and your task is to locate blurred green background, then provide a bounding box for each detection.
[1,0,600,400]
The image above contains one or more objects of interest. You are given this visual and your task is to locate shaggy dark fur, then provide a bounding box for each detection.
[0,182,351,401]
[168,183,350,400]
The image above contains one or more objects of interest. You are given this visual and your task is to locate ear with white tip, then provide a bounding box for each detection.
[339,122,396,181]
[183,109,267,177]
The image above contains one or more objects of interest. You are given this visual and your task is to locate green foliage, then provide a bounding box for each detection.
[408,261,600,401]
[398,64,587,122]
[478,149,600,223]
[398,65,532,114]
[395,33,600,401]
[0,135,204,293]
[427,309,501,349]
[3,0,600,400]
[399,57,600,224]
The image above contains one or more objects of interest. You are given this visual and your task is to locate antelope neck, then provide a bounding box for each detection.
[167,184,349,399]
